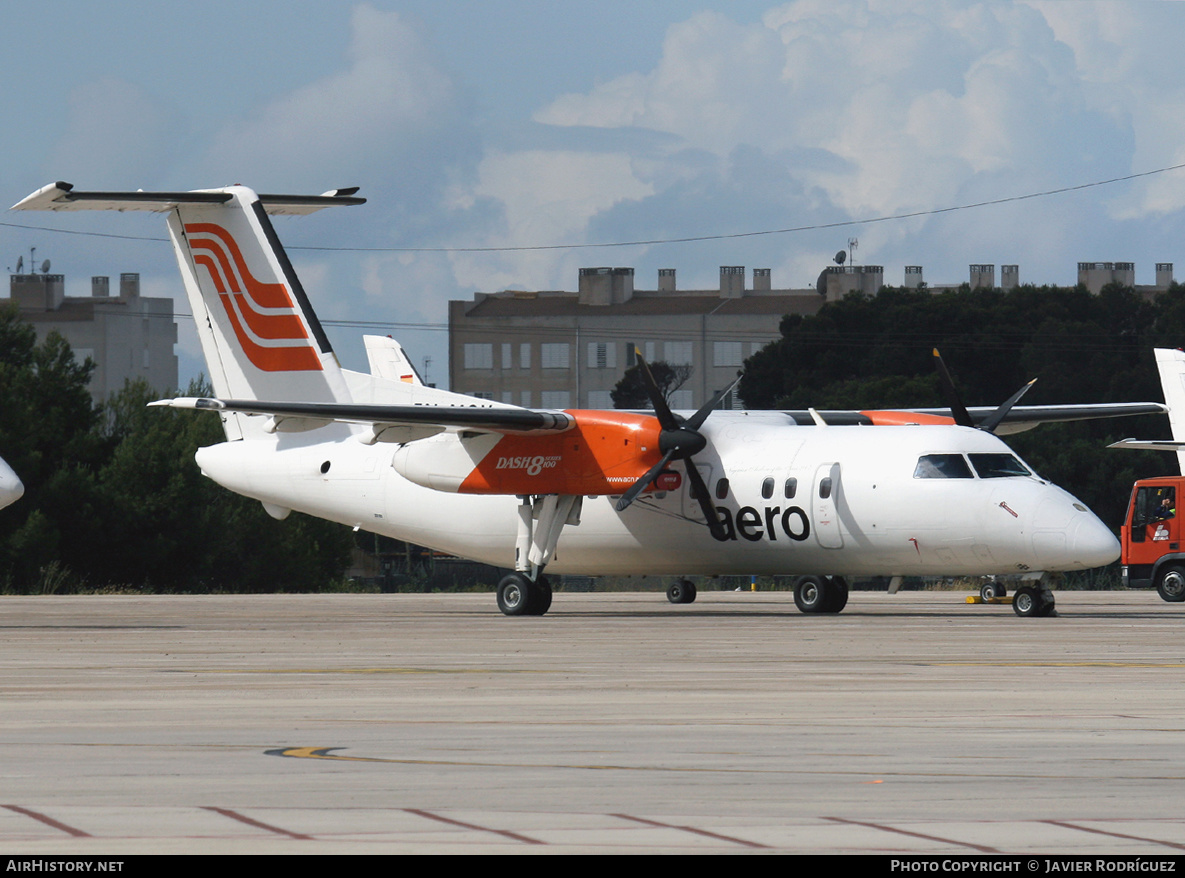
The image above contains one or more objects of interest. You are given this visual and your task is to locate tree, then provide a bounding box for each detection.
[0,300,354,593]
[611,361,694,409]
[0,303,103,588]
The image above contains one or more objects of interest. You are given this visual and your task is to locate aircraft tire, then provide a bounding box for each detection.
[793,576,827,613]
[1034,591,1057,617]
[528,576,553,615]
[667,580,697,604]
[980,581,1006,601]
[497,574,533,616]
[1156,565,1185,602]
[1012,585,1043,617]
[823,576,848,613]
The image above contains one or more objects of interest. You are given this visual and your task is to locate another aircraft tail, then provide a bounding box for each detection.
[1155,348,1185,474]
[12,182,364,439]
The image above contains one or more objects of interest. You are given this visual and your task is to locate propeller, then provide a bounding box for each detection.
[931,348,1035,434]
[614,354,741,541]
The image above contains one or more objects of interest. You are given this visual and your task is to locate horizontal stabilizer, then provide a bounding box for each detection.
[1107,439,1185,452]
[11,181,365,215]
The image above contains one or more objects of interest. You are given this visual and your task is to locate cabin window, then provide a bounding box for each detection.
[761,478,774,500]
[913,454,974,479]
[818,477,832,499]
[968,453,1031,479]
[784,478,797,499]
[715,478,730,500]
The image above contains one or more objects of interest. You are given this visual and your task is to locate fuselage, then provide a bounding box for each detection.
[193,419,1118,577]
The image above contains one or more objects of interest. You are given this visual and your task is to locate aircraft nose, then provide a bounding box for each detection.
[1066,507,1120,569]
[0,460,23,511]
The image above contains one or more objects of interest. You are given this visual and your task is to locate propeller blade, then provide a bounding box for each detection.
[978,378,1037,434]
[684,371,743,432]
[931,348,975,428]
[634,352,680,431]
[683,460,728,542]
[615,449,677,512]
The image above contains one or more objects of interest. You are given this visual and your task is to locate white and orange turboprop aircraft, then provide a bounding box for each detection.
[13,182,1164,617]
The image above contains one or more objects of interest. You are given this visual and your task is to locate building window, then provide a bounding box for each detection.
[587,342,616,369]
[541,391,571,408]
[520,391,531,407]
[464,343,493,370]
[713,341,743,367]
[664,341,693,365]
[541,343,570,369]
[501,343,512,369]
[587,391,613,409]
[520,343,531,369]
[668,389,693,409]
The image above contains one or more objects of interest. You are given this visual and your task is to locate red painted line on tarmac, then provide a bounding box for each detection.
[1043,820,1185,850]
[202,806,313,840]
[611,813,770,848]
[824,816,999,852]
[3,805,91,837]
[404,808,544,845]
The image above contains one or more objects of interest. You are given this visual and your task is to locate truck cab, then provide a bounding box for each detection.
[1121,477,1185,600]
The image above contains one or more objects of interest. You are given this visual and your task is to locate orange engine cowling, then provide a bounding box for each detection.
[392,411,667,496]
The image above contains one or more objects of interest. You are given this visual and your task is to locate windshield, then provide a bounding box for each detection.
[914,454,974,479]
[968,453,1032,479]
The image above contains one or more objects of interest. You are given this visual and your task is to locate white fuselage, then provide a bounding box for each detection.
[193,420,1119,577]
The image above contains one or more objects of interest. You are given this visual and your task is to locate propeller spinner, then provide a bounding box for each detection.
[614,354,740,541]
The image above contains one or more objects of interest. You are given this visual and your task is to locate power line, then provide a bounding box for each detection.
[3,161,1184,253]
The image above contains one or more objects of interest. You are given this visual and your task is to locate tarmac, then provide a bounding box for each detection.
[0,589,1183,854]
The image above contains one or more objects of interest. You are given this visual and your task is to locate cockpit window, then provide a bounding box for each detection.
[968,453,1031,479]
[913,454,974,479]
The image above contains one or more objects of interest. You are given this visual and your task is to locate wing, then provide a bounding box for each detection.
[151,396,572,440]
[796,403,1167,434]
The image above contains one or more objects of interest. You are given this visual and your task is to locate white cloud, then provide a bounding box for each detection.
[48,77,175,186]
[201,4,469,190]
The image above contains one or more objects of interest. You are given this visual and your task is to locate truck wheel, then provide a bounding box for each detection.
[1156,565,1185,602]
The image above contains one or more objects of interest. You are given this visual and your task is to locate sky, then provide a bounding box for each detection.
[3,0,1185,389]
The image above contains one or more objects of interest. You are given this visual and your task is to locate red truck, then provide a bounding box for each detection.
[1120,478,1185,600]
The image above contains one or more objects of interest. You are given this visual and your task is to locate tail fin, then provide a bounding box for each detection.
[1155,348,1185,474]
[12,182,364,439]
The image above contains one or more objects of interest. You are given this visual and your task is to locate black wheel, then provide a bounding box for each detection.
[822,576,848,613]
[794,576,827,613]
[980,582,996,602]
[1012,585,1041,617]
[1034,590,1057,617]
[528,575,553,615]
[666,579,697,604]
[1156,565,1185,602]
[497,574,532,616]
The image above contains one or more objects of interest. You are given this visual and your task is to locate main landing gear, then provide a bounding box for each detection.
[497,572,552,616]
[793,575,849,614]
[497,494,581,617]
[666,579,697,604]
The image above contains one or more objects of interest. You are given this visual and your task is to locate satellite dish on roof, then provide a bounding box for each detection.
[40,260,50,274]
[14,256,22,274]
[834,250,846,265]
